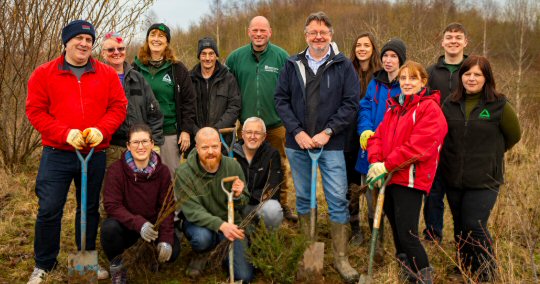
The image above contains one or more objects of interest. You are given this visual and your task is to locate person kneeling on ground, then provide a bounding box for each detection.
[101,123,180,283]
[175,127,254,283]
[234,117,284,230]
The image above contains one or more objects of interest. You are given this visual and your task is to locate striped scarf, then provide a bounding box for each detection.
[125,150,158,175]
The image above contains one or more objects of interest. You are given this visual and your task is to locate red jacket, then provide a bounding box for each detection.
[26,55,127,152]
[103,152,174,245]
[367,88,448,193]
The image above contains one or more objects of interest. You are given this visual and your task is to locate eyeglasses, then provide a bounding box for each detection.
[243,130,265,137]
[305,30,331,38]
[104,47,126,53]
[128,139,152,147]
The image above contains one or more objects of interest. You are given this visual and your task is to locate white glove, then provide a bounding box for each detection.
[367,162,387,189]
[140,222,158,242]
[156,242,172,263]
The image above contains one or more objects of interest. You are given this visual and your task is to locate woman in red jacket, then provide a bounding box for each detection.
[366,61,448,283]
[101,123,179,283]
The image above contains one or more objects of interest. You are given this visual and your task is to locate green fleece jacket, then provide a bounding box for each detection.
[225,42,288,128]
[174,149,248,232]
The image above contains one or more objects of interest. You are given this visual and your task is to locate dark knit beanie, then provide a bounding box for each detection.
[381,38,407,66]
[197,37,219,58]
[61,20,95,46]
[147,23,171,43]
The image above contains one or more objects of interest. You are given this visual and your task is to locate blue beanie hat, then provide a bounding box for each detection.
[62,20,96,46]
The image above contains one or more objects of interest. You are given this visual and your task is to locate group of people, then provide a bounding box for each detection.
[24,10,521,284]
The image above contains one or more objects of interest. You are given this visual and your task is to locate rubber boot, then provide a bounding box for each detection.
[396,253,415,282]
[186,253,207,278]
[349,217,364,246]
[330,222,360,284]
[415,266,434,284]
[298,213,310,237]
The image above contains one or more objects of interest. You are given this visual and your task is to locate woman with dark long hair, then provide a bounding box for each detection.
[440,55,521,282]
[346,32,381,244]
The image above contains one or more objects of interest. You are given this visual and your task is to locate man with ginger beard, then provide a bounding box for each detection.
[174,127,254,282]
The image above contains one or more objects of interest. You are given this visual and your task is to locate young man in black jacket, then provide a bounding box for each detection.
[233,117,284,229]
[424,23,468,242]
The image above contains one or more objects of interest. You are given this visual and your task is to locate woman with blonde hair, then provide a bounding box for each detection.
[133,23,196,176]
[367,61,447,283]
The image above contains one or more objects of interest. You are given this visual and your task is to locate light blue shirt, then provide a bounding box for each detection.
[305,47,331,74]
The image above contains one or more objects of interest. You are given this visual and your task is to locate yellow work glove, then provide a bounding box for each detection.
[152,145,161,155]
[66,129,86,150]
[360,130,375,150]
[82,127,103,147]
[366,162,387,189]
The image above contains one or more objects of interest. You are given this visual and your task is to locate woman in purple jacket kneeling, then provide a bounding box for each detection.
[101,123,180,283]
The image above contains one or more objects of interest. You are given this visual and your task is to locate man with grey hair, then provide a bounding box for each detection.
[233,117,284,230]
[275,11,360,282]
[226,16,298,222]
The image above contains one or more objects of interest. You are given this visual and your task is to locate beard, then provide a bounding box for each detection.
[200,153,222,173]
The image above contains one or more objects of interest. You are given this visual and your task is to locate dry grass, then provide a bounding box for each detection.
[1,117,538,283]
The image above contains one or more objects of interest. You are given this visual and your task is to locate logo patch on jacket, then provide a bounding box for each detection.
[162,74,172,84]
[479,109,490,119]
[264,65,279,74]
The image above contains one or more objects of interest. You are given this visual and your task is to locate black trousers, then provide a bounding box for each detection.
[384,184,429,272]
[100,218,181,263]
[446,186,498,275]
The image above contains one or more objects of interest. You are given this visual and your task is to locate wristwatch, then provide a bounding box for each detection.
[324,128,333,136]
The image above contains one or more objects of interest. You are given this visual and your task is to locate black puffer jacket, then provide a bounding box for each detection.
[111,62,164,146]
[427,55,467,103]
[233,141,282,205]
[190,61,241,134]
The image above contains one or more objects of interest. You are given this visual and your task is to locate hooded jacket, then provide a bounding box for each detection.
[103,152,174,245]
[111,62,164,146]
[274,44,359,150]
[233,141,282,205]
[26,55,127,153]
[190,61,241,134]
[355,70,402,173]
[367,88,448,193]
[174,149,248,232]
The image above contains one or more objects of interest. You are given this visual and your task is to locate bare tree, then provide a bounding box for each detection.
[0,0,154,172]
[481,0,498,57]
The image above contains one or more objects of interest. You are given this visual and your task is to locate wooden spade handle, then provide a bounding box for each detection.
[222,176,238,183]
[218,127,235,134]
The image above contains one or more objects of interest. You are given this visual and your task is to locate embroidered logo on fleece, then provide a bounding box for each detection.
[479,109,490,119]
[264,65,279,74]
[162,74,172,84]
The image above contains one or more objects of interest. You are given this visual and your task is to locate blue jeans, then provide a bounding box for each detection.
[285,148,349,224]
[423,176,446,241]
[34,147,105,271]
[183,220,254,283]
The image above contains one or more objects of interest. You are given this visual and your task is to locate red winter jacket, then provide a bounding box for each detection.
[103,152,174,245]
[367,88,448,193]
[26,55,127,152]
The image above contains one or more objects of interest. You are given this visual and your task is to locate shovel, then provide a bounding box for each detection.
[297,147,325,282]
[358,173,392,284]
[68,148,98,283]
[219,127,237,158]
[221,176,243,284]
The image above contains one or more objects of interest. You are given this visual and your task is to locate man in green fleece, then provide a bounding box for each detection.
[226,15,297,222]
[174,127,254,282]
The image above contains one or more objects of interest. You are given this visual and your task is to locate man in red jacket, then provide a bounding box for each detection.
[25,20,127,284]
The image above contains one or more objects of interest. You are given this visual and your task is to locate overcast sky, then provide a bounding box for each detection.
[147,0,213,30]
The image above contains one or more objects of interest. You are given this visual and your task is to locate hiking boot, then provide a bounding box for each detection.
[396,253,415,282]
[27,267,47,284]
[110,263,127,284]
[330,221,359,283]
[415,266,434,284]
[349,219,364,246]
[186,253,207,278]
[98,264,109,280]
[282,205,298,222]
